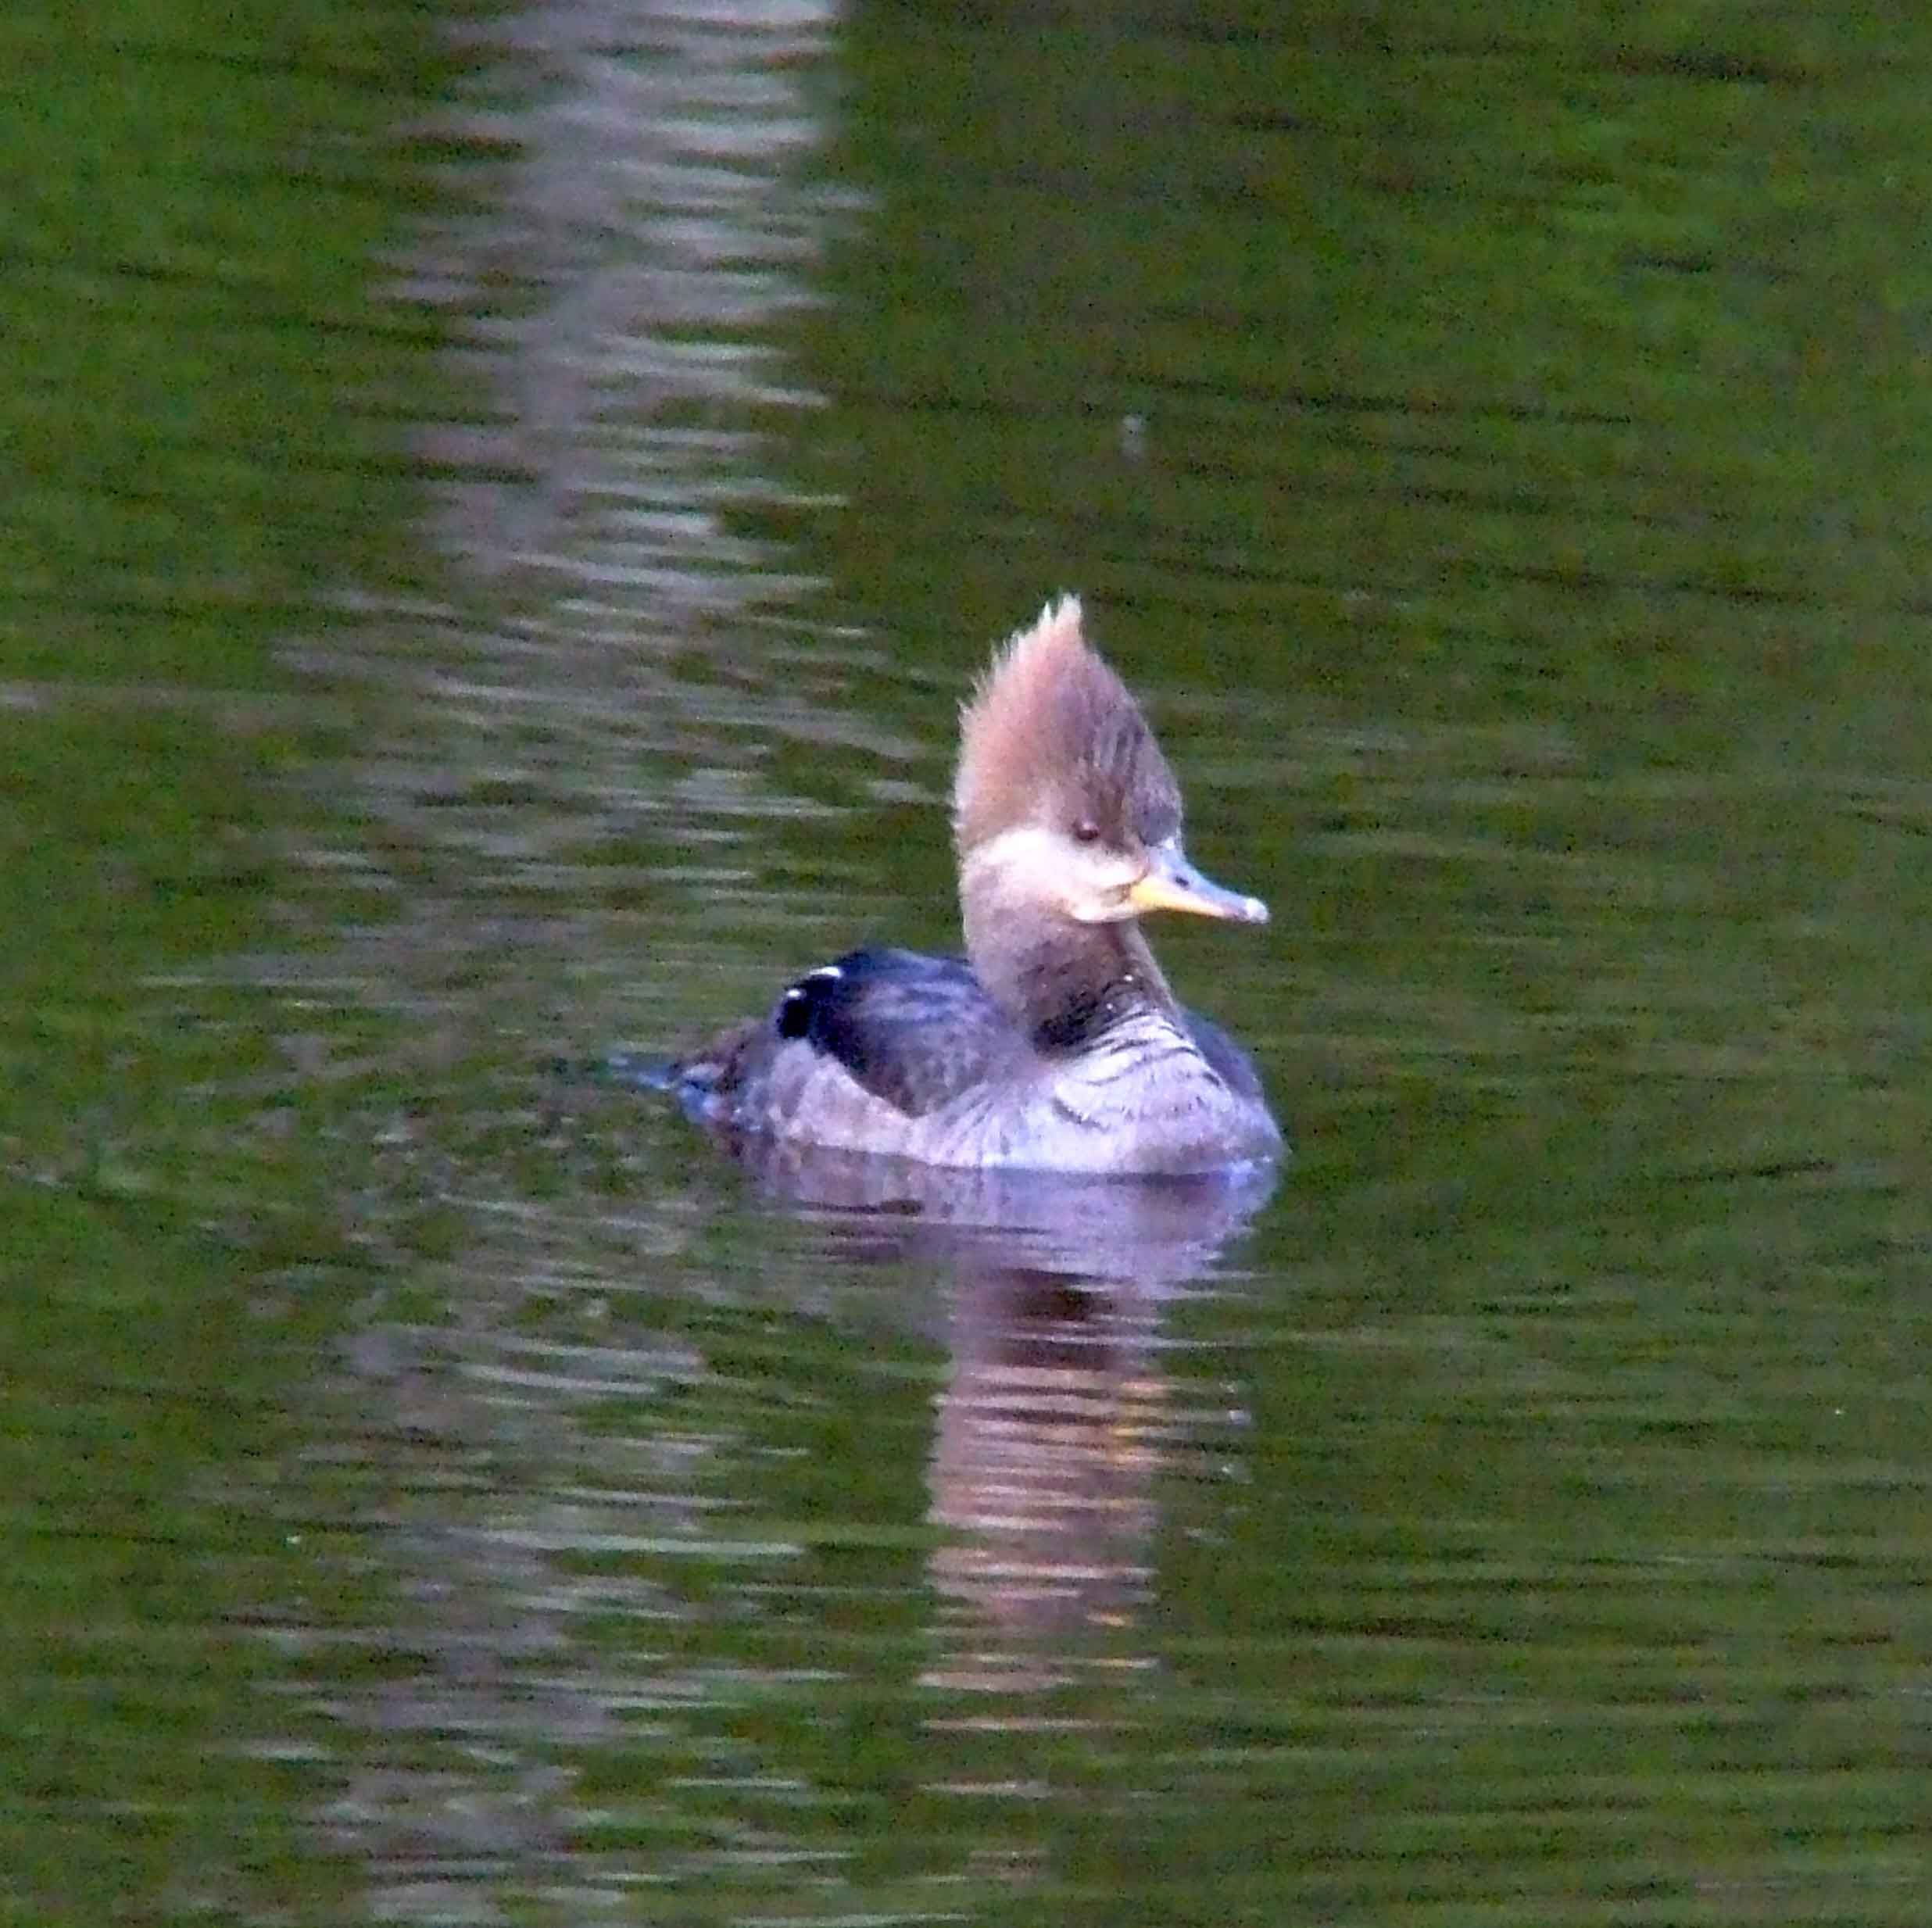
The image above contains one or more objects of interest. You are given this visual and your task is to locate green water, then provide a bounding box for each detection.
[0,3,438,1921]
[5,2,1932,1923]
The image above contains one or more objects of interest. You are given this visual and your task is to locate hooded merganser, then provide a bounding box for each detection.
[662,597,1283,1175]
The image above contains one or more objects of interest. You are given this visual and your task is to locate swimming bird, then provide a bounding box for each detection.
[660,596,1281,1175]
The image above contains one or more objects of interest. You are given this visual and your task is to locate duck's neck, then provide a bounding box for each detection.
[964,893,1180,1054]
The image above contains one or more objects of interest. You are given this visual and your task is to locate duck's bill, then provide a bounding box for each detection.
[1128,842,1269,925]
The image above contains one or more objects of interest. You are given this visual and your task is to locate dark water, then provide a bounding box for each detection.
[8,2,1932,1923]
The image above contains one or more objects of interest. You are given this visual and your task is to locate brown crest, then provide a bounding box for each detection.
[952,597,1182,853]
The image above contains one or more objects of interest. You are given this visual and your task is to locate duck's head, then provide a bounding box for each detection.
[951,596,1268,935]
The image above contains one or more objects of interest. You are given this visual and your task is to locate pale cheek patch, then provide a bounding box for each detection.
[965,826,1136,923]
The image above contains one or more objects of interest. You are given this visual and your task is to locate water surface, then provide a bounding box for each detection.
[8,2,1932,1924]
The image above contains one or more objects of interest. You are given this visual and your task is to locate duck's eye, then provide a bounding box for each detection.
[1071,817,1102,846]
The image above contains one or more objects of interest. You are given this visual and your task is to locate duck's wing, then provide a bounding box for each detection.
[772,947,1014,1117]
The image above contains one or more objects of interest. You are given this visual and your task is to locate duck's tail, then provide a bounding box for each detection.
[607,1020,760,1124]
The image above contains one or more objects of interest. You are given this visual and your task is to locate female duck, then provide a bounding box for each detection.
[666,597,1282,1175]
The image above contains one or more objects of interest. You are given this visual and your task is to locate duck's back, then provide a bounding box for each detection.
[669,946,1280,1175]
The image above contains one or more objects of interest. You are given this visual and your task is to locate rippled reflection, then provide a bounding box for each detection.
[718,1142,1275,1687]
[413,0,842,616]
[318,1111,1276,1919]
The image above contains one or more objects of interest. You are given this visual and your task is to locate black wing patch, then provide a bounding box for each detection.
[772,948,1009,1118]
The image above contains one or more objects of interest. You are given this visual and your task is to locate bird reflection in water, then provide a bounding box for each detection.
[707,1132,1275,1693]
